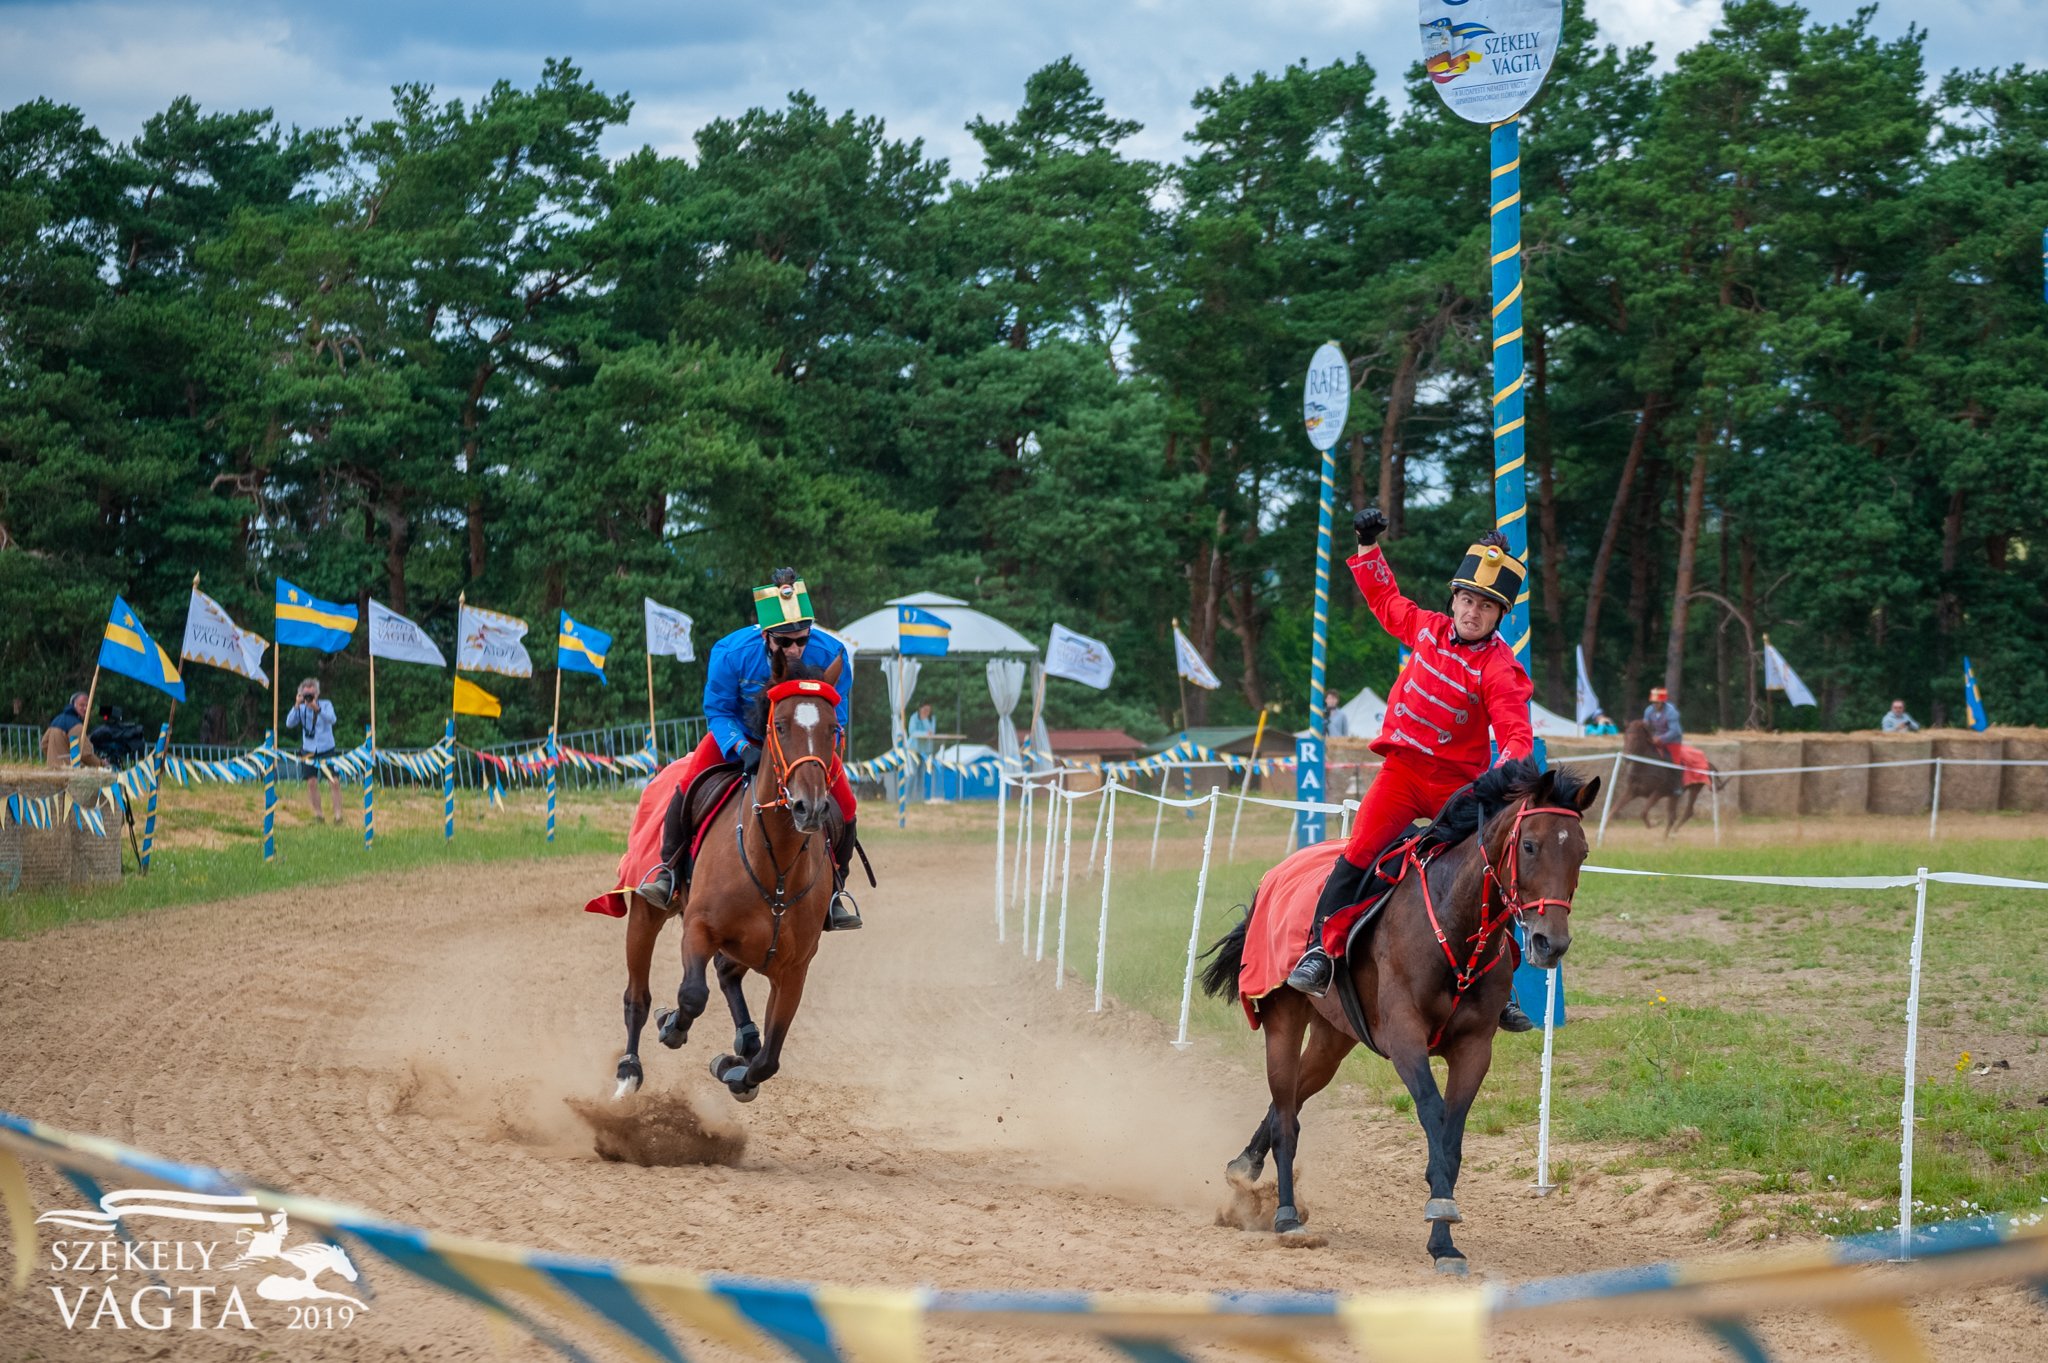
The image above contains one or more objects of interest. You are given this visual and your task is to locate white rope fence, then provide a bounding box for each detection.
[987,766,2048,1260]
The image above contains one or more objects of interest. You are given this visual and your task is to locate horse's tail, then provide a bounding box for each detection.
[1199,907,1253,1003]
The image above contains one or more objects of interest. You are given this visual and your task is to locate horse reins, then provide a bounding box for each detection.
[736,677,842,963]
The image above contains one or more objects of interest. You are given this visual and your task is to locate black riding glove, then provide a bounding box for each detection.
[738,741,763,777]
[1353,506,1388,550]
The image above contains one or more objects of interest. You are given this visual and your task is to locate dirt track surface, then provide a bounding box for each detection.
[2,835,2039,1361]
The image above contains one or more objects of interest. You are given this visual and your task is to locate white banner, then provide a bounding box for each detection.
[1302,342,1350,452]
[1173,625,1221,691]
[180,587,269,686]
[1044,623,1115,691]
[1417,0,1564,125]
[457,603,532,677]
[368,599,447,668]
[1575,644,1603,724]
[1762,640,1817,707]
[644,597,695,662]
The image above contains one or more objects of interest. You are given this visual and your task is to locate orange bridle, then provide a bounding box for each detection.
[754,678,841,812]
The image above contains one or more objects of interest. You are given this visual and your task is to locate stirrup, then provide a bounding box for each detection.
[824,888,863,931]
[1499,997,1536,1033]
[637,864,675,910]
[1286,948,1333,998]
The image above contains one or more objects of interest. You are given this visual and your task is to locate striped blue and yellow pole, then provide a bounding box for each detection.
[442,715,456,842]
[262,728,276,863]
[139,721,170,874]
[1297,342,1349,847]
[1490,117,1533,677]
[546,730,557,844]
[362,723,375,851]
[2041,225,2047,304]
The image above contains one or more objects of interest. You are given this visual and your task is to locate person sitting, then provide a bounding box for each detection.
[636,568,862,930]
[1880,700,1921,733]
[1643,687,1711,786]
[42,691,104,768]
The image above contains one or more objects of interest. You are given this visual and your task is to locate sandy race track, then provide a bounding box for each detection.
[2,833,2039,1361]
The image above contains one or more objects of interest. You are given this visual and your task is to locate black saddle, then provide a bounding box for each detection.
[671,762,743,890]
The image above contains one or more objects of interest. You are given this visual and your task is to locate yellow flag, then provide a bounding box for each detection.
[453,676,501,718]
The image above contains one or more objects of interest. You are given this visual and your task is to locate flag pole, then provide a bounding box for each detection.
[1172,617,1190,735]
[76,664,102,767]
[646,648,657,745]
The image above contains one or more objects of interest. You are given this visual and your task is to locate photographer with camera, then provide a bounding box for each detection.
[42,691,106,768]
[286,677,340,823]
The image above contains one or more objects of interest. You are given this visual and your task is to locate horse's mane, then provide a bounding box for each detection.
[745,655,834,738]
[1412,759,1591,857]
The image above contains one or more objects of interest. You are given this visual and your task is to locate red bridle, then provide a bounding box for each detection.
[754,678,842,812]
[1479,802,1585,921]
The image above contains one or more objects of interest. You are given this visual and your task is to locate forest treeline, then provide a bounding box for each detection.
[3,0,2044,749]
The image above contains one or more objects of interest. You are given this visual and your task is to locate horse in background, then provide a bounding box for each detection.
[1615,719,1725,836]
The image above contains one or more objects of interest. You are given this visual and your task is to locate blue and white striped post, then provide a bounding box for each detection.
[362,724,375,851]
[139,721,170,874]
[546,731,558,844]
[2041,225,2047,304]
[442,715,456,842]
[1297,342,1351,847]
[261,728,277,863]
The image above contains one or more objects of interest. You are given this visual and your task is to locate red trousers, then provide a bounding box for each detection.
[1338,751,1474,871]
[676,733,857,823]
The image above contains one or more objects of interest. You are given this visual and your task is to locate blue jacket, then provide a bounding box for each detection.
[1643,701,1683,746]
[703,624,852,760]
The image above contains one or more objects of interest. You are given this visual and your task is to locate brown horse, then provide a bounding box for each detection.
[1616,719,1724,836]
[1201,762,1599,1273]
[615,651,845,1103]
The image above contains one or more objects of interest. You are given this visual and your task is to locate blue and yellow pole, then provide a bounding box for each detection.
[1297,431,1339,848]
[362,723,375,851]
[442,715,456,842]
[546,730,558,844]
[1490,117,1533,674]
[2041,226,2047,303]
[261,728,276,862]
[138,721,170,874]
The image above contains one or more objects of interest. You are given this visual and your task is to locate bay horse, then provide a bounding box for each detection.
[1616,719,1724,836]
[1200,762,1599,1273]
[615,651,845,1103]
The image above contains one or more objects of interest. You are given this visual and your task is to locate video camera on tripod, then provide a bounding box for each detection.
[90,705,152,770]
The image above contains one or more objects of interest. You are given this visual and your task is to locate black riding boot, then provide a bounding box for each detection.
[635,785,690,909]
[1285,856,1377,997]
[825,818,862,931]
[1499,996,1536,1032]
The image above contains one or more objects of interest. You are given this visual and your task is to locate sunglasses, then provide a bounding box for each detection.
[770,632,811,652]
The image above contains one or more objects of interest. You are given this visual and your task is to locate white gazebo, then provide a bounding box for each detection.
[833,593,1045,770]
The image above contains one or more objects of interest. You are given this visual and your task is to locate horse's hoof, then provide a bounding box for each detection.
[1424,1197,1463,1224]
[1225,1154,1263,1186]
[613,1055,643,1099]
[734,1022,761,1059]
[656,1009,686,1049]
[1433,1255,1470,1277]
[729,1082,759,1104]
[1273,1205,1304,1235]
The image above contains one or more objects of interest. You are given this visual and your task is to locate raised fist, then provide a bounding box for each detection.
[1353,506,1388,548]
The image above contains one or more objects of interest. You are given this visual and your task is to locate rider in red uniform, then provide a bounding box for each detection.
[1286,507,1537,1031]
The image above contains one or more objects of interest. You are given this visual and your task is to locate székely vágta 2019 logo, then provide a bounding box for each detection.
[37,1188,368,1333]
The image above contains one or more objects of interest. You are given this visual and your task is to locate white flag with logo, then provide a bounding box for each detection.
[368,599,446,668]
[1575,644,1603,724]
[1762,640,1816,707]
[644,597,695,662]
[180,587,269,686]
[457,603,533,677]
[1043,623,1115,691]
[1173,624,1221,691]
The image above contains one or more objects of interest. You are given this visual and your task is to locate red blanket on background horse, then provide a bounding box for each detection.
[1665,744,1712,787]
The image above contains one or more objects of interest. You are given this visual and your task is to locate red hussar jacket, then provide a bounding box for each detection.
[1347,546,1535,774]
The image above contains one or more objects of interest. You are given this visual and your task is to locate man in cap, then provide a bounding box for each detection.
[1284,509,1538,1032]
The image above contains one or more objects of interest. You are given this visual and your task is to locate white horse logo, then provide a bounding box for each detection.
[225,1212,368,1309]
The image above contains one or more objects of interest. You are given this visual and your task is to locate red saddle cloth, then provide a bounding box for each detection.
[582,759,740,918]
[1666,743,1712,787]
[1237,840,1354,1027]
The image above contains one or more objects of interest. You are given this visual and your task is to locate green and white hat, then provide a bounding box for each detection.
[752,573,814,634]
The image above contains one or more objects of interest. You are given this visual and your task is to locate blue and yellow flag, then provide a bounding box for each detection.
[1963,655,1989,732]
[897,605,950,657]
[276,579,359,653]
[99,596,186,700]
[559,611,611,685]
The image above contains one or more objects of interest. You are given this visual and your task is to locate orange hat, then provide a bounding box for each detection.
[1649,687,1669,703]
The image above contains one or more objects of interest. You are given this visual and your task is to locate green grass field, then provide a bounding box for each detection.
[1033,818,2048,1239]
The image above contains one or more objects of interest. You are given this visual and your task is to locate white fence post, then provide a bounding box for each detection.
[1228,782,1249,864]
[1087,780,1109,876]
[1094,782,1118,1013]
[1017,778,1035,944]
[1174,789,1223,1049]
[1928,758,1943,843]
[1596,751,1623,846]
[1897,866,1930,1262]
[1709,777,1721,846]
[994,772,1007,943]
[1055,792,1076,988]
[1534,963,1560,1195]
[1035,771,1059,960]
[1150,769,1170,869]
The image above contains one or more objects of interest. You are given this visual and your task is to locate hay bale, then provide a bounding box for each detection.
[2001,737,2048,812]
[1932,735,2003,812]
[1737,738,1802,817]
[1800,739,1871,815]
[1866,738,1933,815]
[0,764,121,890]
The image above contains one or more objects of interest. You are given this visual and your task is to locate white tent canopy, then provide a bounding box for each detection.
[1313,685,1583,742]
[834,593,1039,657]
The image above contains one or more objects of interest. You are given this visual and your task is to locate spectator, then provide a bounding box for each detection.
[42,691,104,768]
[1585,712,1619,736]
[1880,699,1920,734]
[907,702,938,803]
[1324,690,1350,738]
[286,678,340,823]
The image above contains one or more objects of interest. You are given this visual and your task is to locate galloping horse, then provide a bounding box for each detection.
[1616,719,1724,836]
[615,651,845,1103]
[1201,762,1599,1273]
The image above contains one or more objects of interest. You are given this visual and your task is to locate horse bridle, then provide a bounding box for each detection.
[737,677,841,963]
[1479,800,1584,921]
[752,678,840,814]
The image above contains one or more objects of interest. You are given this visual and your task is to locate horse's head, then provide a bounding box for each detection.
[760,649,844,835]
[1485,767,1601,968]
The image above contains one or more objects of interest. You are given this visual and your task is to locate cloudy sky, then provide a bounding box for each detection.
[0,1,2026,174]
